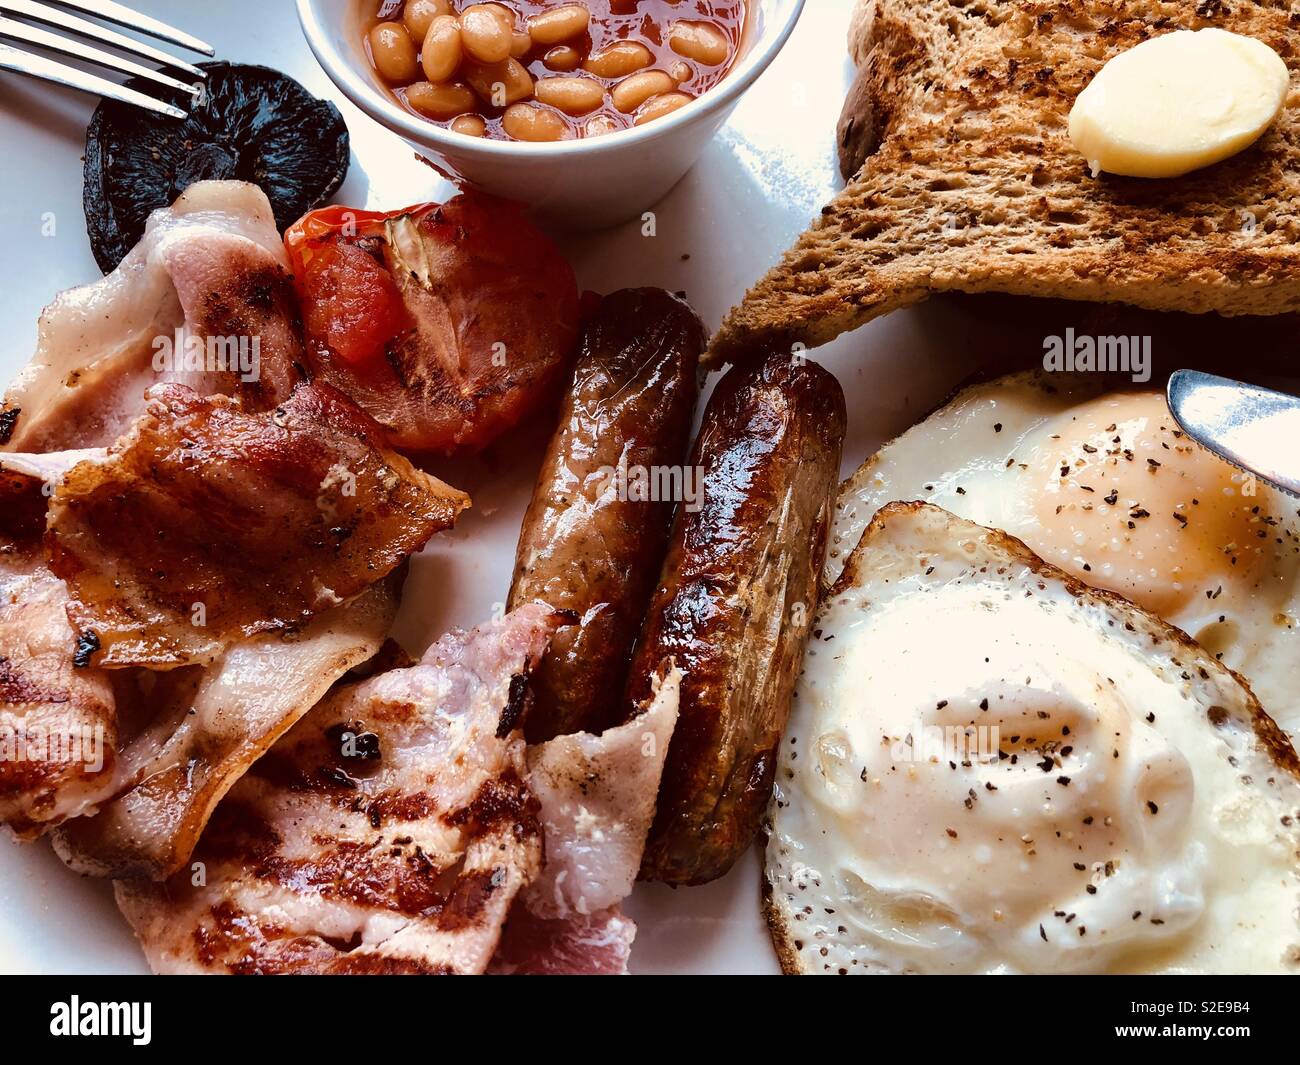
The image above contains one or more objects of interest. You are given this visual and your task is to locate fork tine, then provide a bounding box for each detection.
[0,1,206,78]
[0,40,186,118]
[0,16,198,98]
[45,0,213,56]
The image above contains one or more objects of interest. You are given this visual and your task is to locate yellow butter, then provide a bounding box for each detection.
[1068,28,1289,179]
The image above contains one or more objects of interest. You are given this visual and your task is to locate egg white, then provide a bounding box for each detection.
[769,502,1300,975]
[829,369,1300,739]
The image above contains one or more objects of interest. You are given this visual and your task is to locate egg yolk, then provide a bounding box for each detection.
[1029,392,1274,617]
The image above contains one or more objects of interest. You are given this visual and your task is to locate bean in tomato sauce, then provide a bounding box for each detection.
[362,0,747,141]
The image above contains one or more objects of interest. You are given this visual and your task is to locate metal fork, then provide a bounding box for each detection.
[0,0,214,120]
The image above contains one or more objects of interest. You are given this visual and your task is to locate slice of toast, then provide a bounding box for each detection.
[709,0,1300,366]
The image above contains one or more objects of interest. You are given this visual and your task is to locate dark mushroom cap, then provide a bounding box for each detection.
[84,62,350,273]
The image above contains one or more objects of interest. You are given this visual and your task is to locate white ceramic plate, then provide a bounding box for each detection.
[0,0,1083,975]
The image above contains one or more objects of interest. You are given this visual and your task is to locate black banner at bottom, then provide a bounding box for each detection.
[0,972,1289,1051]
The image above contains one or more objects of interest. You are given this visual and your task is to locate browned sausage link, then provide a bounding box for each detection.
[625,351,847,885]
[508,288,705,742]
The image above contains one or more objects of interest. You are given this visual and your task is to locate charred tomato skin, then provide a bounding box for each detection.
[84,63,349,273]
[300,243,409,367]
[286,192,581,456]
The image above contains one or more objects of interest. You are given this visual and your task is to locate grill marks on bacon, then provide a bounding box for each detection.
[0,448,408,863]
[52,577,400,879]
[0,181,303,453]
[46,383,469,668]
[0,543,117,837]
[116,615,681,975]
[115,605,563,975]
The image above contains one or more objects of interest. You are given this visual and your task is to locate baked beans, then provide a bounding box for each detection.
[535,74,605,115]
[407,78,477,118]
[668,20,730,66]
[527,4,590,46]
[420,14,463,81]
[582,39,651,79]
[450,112,489,135]
[368,22,419,83]
[502,100,570,140]
[362,0,747,142]
[611,69,674,113]
[634,90,692,125]
[463,56,534,106]
[543,44,582,72]
[460,3,513,63]
[403,0,450,40]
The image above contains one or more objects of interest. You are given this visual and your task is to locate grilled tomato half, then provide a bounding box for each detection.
[285,192,580,454]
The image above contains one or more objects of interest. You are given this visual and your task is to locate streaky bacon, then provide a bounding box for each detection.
[489,906,637,975]
[489,667,681,975]
[0,453,400,859]
[53,575,401,879]
[115,604,564,974]
[0,540,118,838]
[0,465,117,836]
[524,668,681,920]
[46,382,469,668]
[1,181,302,453]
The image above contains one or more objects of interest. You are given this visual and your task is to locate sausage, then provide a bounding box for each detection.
[508,288,705,742]
[624,351,847,885]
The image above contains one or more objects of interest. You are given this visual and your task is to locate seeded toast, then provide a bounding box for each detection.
[709,0,1300,366]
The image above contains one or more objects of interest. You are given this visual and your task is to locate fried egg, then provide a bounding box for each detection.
[767,502,1300,974]
[829,369,1300,738]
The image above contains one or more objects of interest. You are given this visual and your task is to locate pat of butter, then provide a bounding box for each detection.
[1068,28,1289,179]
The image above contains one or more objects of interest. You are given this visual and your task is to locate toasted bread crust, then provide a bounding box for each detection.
[711,0,1300,366]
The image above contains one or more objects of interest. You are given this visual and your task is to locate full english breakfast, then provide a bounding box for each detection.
[1,0,1299,981]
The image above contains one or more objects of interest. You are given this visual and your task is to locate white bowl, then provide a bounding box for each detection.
[297,0,805,228]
